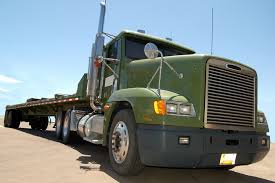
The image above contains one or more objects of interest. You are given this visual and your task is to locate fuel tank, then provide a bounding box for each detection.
[77,114,104,139]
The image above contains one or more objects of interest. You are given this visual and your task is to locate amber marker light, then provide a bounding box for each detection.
[154,100,166,115]
[103,104,110,111]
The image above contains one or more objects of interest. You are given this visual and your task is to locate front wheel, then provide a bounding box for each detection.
[108,109,144,176]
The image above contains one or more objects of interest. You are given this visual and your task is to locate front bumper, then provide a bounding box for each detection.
[137,124,270,168]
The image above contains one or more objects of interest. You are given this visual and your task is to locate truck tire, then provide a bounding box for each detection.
[4,110,9,127]
[40,117,48,131]
[56,111,64,139]
[4,110,12,127]
[29,118,47,130]
[108,109,144,175]
[30,122,39,130]
[62,109,71,144]
[30,120,42,130]
[5,110,20,128]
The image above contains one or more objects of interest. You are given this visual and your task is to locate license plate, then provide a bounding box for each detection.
[219,153,237,165]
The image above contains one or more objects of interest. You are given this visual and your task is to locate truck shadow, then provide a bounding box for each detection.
[17,126,274,183]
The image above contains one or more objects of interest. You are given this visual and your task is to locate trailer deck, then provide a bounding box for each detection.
[6,73,89,112]
[6,97,82,110]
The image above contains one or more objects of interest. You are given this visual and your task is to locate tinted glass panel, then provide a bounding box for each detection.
[107,41,118,59]
[125,37,192,60]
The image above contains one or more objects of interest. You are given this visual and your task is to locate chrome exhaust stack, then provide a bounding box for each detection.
[87,1,106,112]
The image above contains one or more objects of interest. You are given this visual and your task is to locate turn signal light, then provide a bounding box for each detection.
[103,104,110,111]
[154,100,166,115]
[94,58,102,68]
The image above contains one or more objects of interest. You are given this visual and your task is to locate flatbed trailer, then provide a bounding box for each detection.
[6,97,82,111]
[4,1,270,176]
[4,73,90,129]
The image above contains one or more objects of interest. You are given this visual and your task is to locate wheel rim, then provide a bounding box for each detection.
[111,121,129,164]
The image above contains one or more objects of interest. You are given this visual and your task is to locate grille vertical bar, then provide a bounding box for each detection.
[205,60,256,129]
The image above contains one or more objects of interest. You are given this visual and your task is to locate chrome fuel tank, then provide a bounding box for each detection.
[77,114,104,138]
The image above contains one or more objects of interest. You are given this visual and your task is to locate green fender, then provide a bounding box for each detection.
[102,87,189,146]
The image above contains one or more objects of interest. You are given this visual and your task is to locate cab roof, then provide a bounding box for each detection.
[111,30,196,54]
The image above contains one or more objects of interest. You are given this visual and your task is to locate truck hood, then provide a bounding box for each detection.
[127,54,257,126]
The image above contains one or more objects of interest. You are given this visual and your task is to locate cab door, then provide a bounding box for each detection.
[102,39,121,102]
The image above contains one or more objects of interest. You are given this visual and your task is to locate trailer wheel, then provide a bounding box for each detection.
[56,111,64,139]
[4,110,12,127]
[4,110,9,127]
[30,122,38,130]
[29,120,40,130]
[40,117,48,131]
[108,109,144,176]
[62,109,71,144]
[5,110,20,128]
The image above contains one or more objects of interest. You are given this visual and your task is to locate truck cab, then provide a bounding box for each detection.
[88,29,270,174]
[101,30,195,102]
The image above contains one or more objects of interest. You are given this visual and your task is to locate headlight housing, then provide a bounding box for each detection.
[179,105,192,115]
[166,103,178,114]
[166,102,196,117]
[153,100,196,117]
[257,113,267,124]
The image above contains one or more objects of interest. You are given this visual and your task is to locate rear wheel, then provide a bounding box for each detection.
[5,110,20,128]
[56,111,64,139]
[30,121,39,130]
[40,117,48,131]
[62,109,72,144]
[108,109,144,175]
[4,110,9,127]
[29,117,48,130]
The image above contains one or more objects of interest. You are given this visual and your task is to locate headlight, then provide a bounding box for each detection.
[164,102,196,117]
[257,114,267,124]
[166,103,178,114]
[258,116,264,123]
[179,105,191,115]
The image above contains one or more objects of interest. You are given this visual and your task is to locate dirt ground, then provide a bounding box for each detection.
[0,118,274,183]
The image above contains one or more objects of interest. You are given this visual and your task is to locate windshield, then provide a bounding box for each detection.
[125,37,193,60]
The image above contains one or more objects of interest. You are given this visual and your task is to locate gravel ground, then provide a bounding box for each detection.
[0,120,274,183]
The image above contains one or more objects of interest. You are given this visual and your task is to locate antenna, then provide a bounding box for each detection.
[211,8,214,55]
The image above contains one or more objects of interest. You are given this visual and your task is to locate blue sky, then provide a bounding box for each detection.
[0,0,274,141]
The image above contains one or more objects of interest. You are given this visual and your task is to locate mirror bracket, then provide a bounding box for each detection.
[144,43,183,98]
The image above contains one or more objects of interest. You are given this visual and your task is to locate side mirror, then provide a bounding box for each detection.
[144,43,159,59]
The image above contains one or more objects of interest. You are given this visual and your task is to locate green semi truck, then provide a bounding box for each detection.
[4,1,270,175]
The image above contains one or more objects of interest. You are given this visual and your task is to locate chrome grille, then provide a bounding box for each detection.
[205,60,256,129]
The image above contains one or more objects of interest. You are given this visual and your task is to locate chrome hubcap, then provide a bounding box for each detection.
[111,121,129,164]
